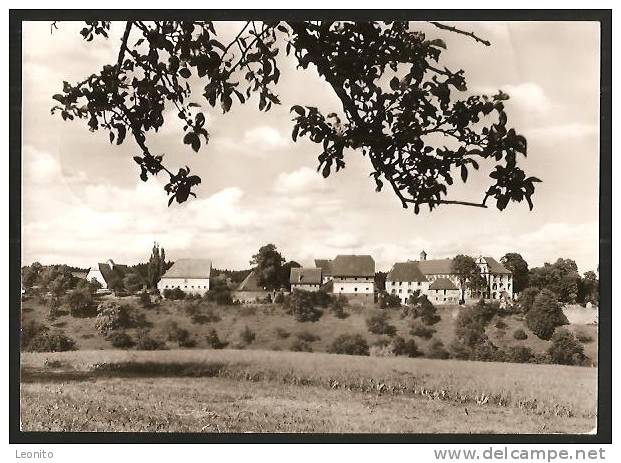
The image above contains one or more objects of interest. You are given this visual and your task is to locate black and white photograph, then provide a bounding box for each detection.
[9,8,611,444]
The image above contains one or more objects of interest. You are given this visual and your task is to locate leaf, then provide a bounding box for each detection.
[321,164,331,178]
[179,68,191,79]
[460,164,468,183]
[389,77,400,91]
[292,124,299,142]
[290,105,305,116]
[429,38,447,49]
[116,125,126,145]
[109,132,115,144]
[195,112,205,128]
[52,94,65,103]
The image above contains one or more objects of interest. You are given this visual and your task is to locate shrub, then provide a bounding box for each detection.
[296,330,320,343]
[123,273,144,293]
[495,319,507,329]
[274,327,290,339]
[409,320,436,339]
[365,311,396,336]
[379,292,402,309]
[574,329,594,343]
[20,320,49,350]
[547,329,586,365]
[138,290,153,308]
[161,319,191,346]
[418,296,441,325]
[503,345,533,363]
[204,281,234,305]
[526,289,568,340]
[328,334,369,356]
[26,331,77,352]
[391,336,421,357]
[240,326,256,345]
[290,339,313,352]
[205,328,228,349]
[274,292,285,304]
[134,330,166,350]
[331,294,349,319]
[512,328,528,340]
[190,307,221,325]
[107,331,135,348]
[426,339,450,359]
[284,290,323,322]
[95,301,131,335]
[163,287,186,300]
[65,287,95,317]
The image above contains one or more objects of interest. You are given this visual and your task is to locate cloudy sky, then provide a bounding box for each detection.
[21,21,600,273]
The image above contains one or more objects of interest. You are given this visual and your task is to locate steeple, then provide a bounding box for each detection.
[420,250,427,261]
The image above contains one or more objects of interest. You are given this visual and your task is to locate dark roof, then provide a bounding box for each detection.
[290,267,322,284]
[71,271,89,280]
[161,258,212,279]
[236,269,265,291]
[417,258,455,275]
[387,262,428,282]
[314,259,332,276]
[320,279,334,292]
[330,255,375,277]
[429,278,459,290]
[97,262,128,285]
[483,257,512,274]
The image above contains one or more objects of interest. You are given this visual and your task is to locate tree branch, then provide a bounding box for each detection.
[116,21,133,71]
[428,21,491,47]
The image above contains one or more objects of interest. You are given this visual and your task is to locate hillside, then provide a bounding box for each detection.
[20,294,598,364]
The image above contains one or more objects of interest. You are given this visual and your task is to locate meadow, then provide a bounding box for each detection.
[21,349,596,433]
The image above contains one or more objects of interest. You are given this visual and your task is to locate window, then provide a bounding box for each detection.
[399,282,402,286]
[340,287,344,291]
[443,289,446,295]
[354,287,358,292]
[354,277,357,281]
[418,282,421,286]
[165,285,168,289]
[398,289,402,293]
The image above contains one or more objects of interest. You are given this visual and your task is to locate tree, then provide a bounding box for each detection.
[64,286,95,317]
[147,242,167,289]
[284,289,323,322]
[39,265,75,296]
[123,272,144,293]
[451,255,481,303]
[500,252,529,294]
[528,258,581,304]
[21,262,43,289]
[517,286,540,313]
[52,21,539,213]
[525,289,569,340]
[250,243,285,290]
[280,260,301,288]
[577,270,599,305]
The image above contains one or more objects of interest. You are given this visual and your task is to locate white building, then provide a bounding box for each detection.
[386,261,430,304]
[322,255,375,295]
[290,267,323,291]
[158,258,212,296]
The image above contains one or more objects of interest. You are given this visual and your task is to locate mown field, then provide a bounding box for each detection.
[21,349,597,433]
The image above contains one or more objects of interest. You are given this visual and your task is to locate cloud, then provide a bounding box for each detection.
[474,82,551,115]
[526,123,598,140]
[243,126,288,149]
[273,166,330,195]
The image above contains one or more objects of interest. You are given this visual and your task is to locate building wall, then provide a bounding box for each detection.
[429,288,461,304]
[158,277,210,295]
[291,283,321,292]
[386,280,430,304]
[332,277,374,294]
[86,269,107,289]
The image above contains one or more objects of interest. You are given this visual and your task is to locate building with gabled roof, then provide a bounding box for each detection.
[157,258,212,296]
[428,277,460,304]
[386,261,429,304]
[85,259,128,290]
[290,267,322,292]
[314,259,333,280]
[317,254,375,296]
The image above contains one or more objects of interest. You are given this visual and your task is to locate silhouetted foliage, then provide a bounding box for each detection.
[366,311,397,336]
[390,336,421,357]
[283,289,323,322]
[528,258,581,304]
[525,288,568,340]
[500,252,529,294]
[547,329,586,365]
[328,334,369,356]
[53,21,538,212]
[250,244,285,290]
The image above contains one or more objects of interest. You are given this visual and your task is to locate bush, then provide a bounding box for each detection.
[418,296,441,325]
[161,319,191,346]
[284,290,323,322]
[95,301,132,335]
[379,292,402,309]
[512,328,528,340]
[188,306,221,325]
[518,287,540,313]
[107,331,135,348]
[21,320,49,350]
[163,287,186,300]
[26,331,77,352]
[274,327,290,339]
[138,290,153,308]
[574,329,594,344]
[65,287,95,317]
[391,336,421,357]
[503,345,533,363]
[547,329,586,365]
[205,328,228,349]
[409,321,436,339]
[495,319,507,329]
[331,294,349,319]
[296,330,320,343]
[274,292,285,304]
[204,281,234,305]
[426,339,450,359]
[328,334,369,356]
[134,330,166,350]
[365,311,396,336]
[123,273,144,293]
[290,339,313,352]
[526,289,568,340]
[240,326,256,345]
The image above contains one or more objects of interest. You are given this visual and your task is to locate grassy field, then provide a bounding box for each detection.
[20,295,599,362]
[21,349,597,433]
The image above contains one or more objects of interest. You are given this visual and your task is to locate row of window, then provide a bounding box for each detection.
[163,285,208,289]
[390,281,423,286]
[338,287,371,292]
